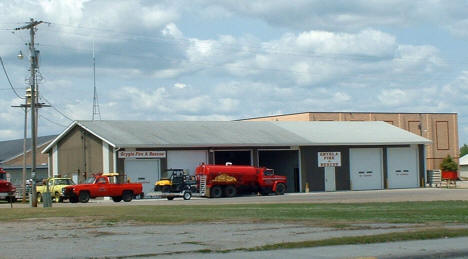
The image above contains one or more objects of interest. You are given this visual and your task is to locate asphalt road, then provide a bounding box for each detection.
[2,187,468,208]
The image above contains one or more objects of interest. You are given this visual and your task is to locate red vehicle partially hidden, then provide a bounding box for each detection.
[0,168,16,202]
[62,173,143,203]
[195,163,287,198]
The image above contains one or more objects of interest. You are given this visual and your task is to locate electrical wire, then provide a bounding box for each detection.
[0,55,25,99]
[39,114,68,128]
[39,95,74,122]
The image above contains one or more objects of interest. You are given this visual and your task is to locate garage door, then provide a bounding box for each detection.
[387,146,419,189]
[124,159,160,196]
[167,150,208,175]
[350,148,383,190]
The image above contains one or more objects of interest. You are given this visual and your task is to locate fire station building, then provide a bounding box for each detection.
[42,120,430,196]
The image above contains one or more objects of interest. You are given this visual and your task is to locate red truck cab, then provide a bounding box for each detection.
[195,164,287,198]
[0,168,16,202]
[63,173,143,203]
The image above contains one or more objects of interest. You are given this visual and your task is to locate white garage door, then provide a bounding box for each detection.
[350,148,383,190]
[167,150,208,175]
[387,146,419,189]
[124,159,160,195]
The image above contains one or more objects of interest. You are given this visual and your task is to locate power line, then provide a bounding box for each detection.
[0,55,25,99]
[38,114,68,127]
[39,95,74,121]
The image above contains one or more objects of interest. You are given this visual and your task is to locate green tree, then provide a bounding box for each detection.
[460,144,468,157]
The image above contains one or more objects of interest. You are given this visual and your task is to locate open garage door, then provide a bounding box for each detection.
[259,150,299,193]
[387,146,419,189]
[215,150,251,166]
[350,148,383,190]
[124,159,160,196]
[167,150,208,175]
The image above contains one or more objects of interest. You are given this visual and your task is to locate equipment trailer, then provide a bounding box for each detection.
[154,169,197,200]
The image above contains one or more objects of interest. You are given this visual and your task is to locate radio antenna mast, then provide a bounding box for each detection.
[92,40,101,120]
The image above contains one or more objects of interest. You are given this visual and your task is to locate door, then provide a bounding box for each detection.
[124,159,160,196]
[167,150,208,175]
[387,146,419,188]
[350,148,383,190]
[324,167,336,191]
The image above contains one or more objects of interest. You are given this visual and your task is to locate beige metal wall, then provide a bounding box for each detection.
[51,125,104,181]
[245,112,458,170]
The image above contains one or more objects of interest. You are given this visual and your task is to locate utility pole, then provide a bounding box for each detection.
[15,18,45,207]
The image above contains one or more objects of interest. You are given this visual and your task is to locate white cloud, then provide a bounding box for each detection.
[162,23,183,39]
[173,83,186,89]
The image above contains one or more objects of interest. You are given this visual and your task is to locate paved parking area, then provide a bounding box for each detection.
[2,187,468,208]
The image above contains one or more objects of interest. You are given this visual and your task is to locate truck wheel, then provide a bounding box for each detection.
[275,183,286,195]
[37,193,42,203]
[183,191,192,200]
[69,196,79,203]
[78,191,90,203]
[122,191,133,202]
[112,196,122,202]
[54,192,61,203]
[167,196,174,200]
[211,186,223,198]
[224,185,237,198]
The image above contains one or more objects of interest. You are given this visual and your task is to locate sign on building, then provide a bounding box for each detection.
[318,152,341,167]
[118,151,166,159]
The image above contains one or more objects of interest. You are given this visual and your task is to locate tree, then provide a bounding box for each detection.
[460,144,468,157]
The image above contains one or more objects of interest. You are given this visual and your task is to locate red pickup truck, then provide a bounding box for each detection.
[62,173,143,203]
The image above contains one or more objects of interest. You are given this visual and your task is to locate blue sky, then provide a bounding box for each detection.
[1,0,468,145]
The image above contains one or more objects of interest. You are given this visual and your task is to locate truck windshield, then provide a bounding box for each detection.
[55,179,74,185]
[85,177,96,184]
[264,169,274,176]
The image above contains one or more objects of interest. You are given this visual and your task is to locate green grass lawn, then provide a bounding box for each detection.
[1,201,468,224]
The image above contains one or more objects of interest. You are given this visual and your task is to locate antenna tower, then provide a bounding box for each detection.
[92,42,101,120]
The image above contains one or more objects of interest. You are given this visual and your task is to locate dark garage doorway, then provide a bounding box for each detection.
[215,150,252,166]
[259,150,299,193]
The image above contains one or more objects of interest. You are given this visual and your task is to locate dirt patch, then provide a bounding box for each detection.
[2,217,466,258]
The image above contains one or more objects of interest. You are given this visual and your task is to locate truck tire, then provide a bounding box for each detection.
[122,191,133,202]
[167,196,174,200]
[211,186,223,198]
[69,196,79,203]
[112,196,122,202]
[275,183,286,195]
[78,191,90,203]
[224,185,237,198]
[54,192,61,203]
[183,191,192,200]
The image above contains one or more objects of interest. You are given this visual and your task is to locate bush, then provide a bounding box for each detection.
[440,155,458,172]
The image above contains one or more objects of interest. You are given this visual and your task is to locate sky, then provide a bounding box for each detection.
[1,0,468,145]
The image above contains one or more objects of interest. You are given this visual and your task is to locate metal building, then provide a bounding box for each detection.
[42,120,430,195]
[242,112,458,170]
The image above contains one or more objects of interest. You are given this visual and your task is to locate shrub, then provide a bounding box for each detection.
[440,155,458,172]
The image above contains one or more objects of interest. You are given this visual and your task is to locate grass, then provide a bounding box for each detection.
[1,201,468,225]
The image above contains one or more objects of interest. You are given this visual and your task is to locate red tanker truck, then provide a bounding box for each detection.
[0,168,16,202]
[195,163,287,198]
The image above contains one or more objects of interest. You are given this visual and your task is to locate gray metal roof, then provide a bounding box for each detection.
[43,120,430,152]
[273,121,431,145]
[0,135,56,163]
[78,120,310,148]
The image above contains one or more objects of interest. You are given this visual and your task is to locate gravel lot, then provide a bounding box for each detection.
[1,188,468,258]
